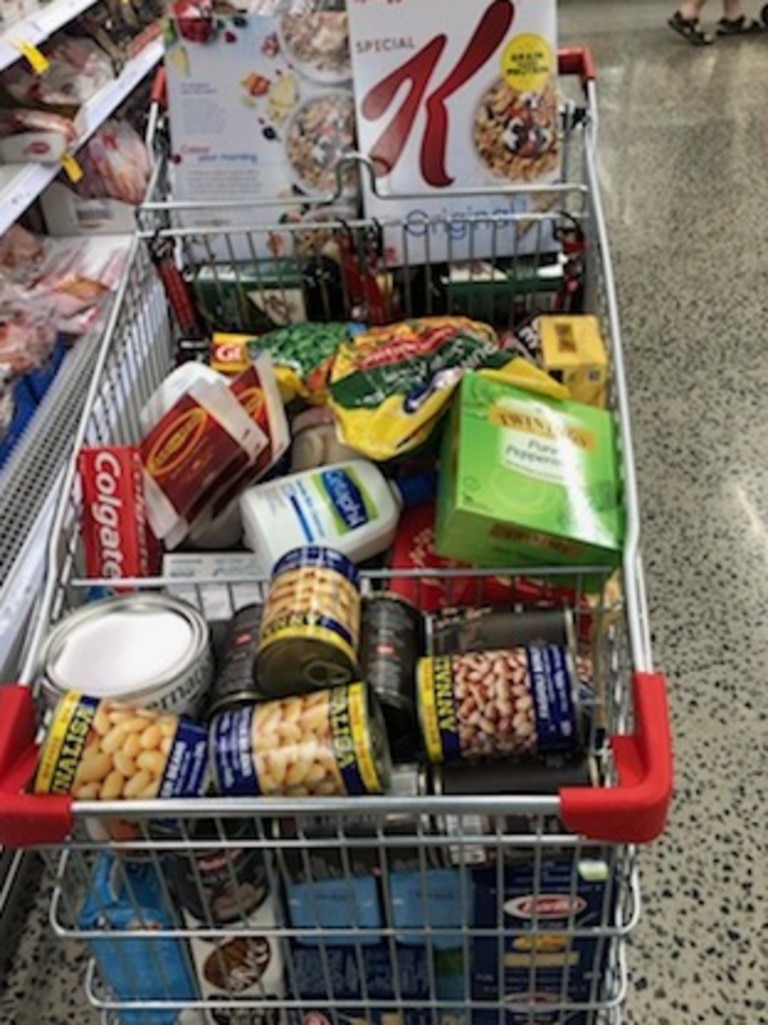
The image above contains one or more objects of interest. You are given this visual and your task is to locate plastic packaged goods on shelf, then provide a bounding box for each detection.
[0,38,161,236]
[0,0,102,76]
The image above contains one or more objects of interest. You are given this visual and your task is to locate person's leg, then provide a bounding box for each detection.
[717,0,764,32]
[669,0,715,42]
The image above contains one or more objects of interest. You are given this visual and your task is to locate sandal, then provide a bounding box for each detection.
[668,11,715,43]
[716,15,764,34]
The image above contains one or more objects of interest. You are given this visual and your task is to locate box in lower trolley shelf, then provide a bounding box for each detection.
[79,853,199,1025]
[183,893,284,1025]
[289,940,432,1025]
[471,855,615,1024]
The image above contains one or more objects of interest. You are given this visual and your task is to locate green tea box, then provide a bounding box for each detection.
[435,372,624,569]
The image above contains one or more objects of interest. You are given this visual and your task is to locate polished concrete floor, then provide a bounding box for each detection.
[2,2,767,1023]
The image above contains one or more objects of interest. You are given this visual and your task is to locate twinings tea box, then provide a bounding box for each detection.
[348,0,559,262]
[435,373,623,570]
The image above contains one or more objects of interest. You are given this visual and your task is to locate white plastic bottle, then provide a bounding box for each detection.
[240,459,433,572]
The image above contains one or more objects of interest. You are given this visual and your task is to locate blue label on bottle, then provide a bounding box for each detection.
[211,706,258,796]
[526,644,578,752]
[318,468,372,533]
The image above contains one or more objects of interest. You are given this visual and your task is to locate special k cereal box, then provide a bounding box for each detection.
[348,0,559,262]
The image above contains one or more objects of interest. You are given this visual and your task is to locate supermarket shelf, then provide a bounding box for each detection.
[0,0,100,74]
[0,38,162,235]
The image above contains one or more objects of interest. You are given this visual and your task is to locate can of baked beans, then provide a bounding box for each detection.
[417,645,580,764]
[34,692,209,803]
[204,604,266,720]
[210,682,391,797]
[360,593,424,762]
[256,546,361,698]
[167,817,270,924]
[41,593,213,717]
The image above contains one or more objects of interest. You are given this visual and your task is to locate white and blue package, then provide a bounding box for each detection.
[286,875,381,946]
[471,855,614,1023]
[391,868,471,949]
[79,853,198,1025]
[290,941,432,1025]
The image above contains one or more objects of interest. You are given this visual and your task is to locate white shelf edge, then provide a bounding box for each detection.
[0,39,162,236]
[0,0,101,74]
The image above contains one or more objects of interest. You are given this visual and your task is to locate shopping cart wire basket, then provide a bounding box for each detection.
[0,45,671,1025]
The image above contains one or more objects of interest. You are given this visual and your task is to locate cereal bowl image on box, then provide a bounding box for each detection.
[284,90,358,197]
[278,9,352,85]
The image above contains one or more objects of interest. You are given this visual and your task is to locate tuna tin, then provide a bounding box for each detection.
[167,817,269,924]
[417,645,580,763]
[360,593,425,762]
[211,682,391,797]
[42,593,213,717]
[204,604,266,720]
[256,546,361,697]
[430,607,574,657]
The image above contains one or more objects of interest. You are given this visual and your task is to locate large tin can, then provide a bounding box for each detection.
[34,692,209,803]
[204,604,267,720]
[42,593,213,717]
[211,682,391,797]
[417,645,580,764]
[256,546,361,697]
[359,593,424,762]
[167,817,270,924]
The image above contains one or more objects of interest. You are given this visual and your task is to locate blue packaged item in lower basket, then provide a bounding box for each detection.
[391,868,471,949]
[290,941,432,1025]
[472,854,614,1024]
[286,875,381,945]
[79,852,198,1025]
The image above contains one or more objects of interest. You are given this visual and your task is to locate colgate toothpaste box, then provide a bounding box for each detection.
[348,0,560,263]
[79,446,160,583]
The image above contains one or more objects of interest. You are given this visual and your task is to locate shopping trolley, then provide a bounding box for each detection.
[0,46,671,1025]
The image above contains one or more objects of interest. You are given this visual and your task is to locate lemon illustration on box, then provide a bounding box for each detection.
[435,373,624,570]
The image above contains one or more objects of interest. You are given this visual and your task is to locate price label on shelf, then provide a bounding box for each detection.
[10,39,50,74]
[60,154,83,183]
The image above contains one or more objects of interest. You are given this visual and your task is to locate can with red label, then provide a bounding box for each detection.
[359,593,424,762]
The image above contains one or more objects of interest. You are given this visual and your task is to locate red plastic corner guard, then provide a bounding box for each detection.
[151,66,167,108]
[558,45,597,85]
[0,686,72,848]
[561,672,673,844]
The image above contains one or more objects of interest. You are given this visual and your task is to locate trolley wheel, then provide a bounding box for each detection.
[762,3,768,26]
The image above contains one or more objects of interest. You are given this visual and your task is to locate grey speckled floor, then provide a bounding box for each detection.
[2,2,768,1023]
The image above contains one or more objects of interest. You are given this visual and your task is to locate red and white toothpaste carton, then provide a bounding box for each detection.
[79,445,160,582]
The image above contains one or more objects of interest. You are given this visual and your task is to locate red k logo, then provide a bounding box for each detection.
[361,0,515,187]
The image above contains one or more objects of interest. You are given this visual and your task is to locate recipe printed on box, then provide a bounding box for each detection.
[347,0,560,263]
[164,0,357,258]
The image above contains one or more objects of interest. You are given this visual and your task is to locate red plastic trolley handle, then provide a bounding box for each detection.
[150,66,167,110]
[561,672,673,844]
[557,45,597,86]
[0,673,672,848]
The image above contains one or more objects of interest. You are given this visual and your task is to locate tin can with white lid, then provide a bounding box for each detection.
[42,593,214,716]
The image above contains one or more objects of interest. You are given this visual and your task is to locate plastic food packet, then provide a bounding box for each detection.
[327,316,499,461]
[3,36,114,108]
[213,322,364,405]
[77,119,151,205]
